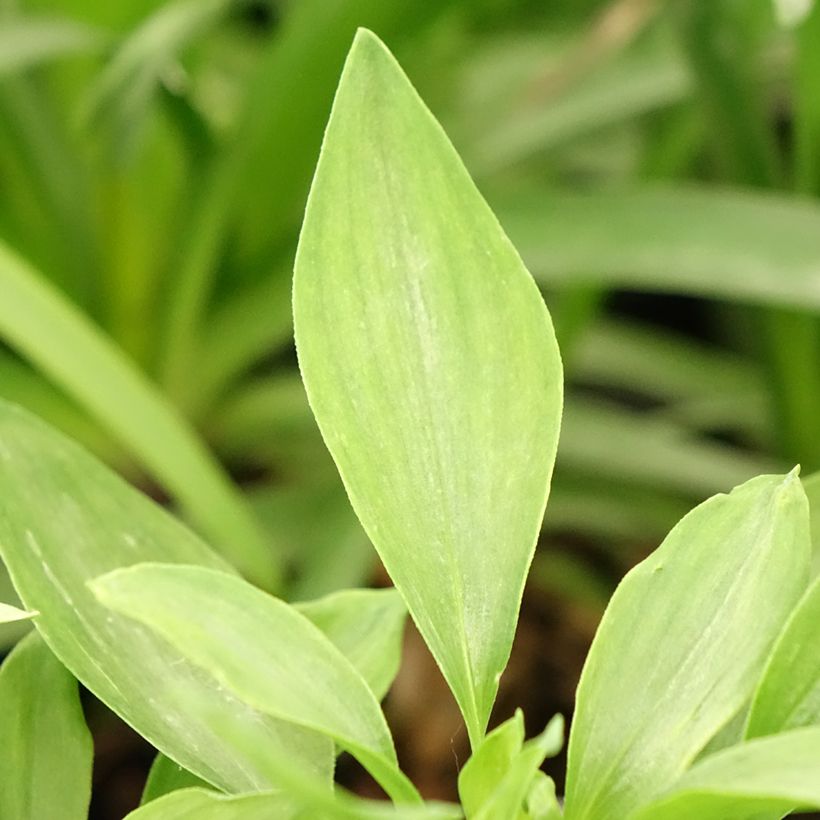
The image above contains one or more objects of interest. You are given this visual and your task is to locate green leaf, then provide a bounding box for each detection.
[0,16,105,76]
[458,711,525,817]
[141,754,210,806]
[500,186,820,311]
[83,0,234,159]
[746,573,820,736]
[91,563,420,805]
[0,240,277,586]
[0,601,37,623]
[126,787,461,820]
[0,631,92,820]
[473,716,564,820]
[295,588,407,701]
[525,772,562,820]
[801,469,820,575]
[563,472,811,820]
[632,727,820,820]
[293,29,562,748]
[0,401,328,793]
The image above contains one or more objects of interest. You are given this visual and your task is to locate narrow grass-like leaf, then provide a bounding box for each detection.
[746,574,820,736]
[563,472,811,820]
[293,29,562,747]
[0,401,328,792]
[0,631,92,820]
[92,563,420,805]
[0,17,105,76]
[631,728,820,820]
[501,186,820,310]
[295,588,407,700]
[83,0,233,158]
[141,755,210,805]
[0,241,277,585]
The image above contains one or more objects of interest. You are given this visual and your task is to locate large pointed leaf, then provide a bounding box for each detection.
[0,401,330,793]
[563,472,811,820]
[293,29,562,747]
[746,573,820,736]
[92,563,420,805]
[295,588,407,701]
[631,728,820,820]
[0,631,93,820]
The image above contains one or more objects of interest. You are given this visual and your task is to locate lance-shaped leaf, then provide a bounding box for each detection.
[0,601,37,623]
[746,573,820,737]
[631,727,820,820]
[92,563,420,805]
[295,588,407,700]
[0,401,331,793]
[563,472,810,820]
[0,631,93,820]
[293,29,562,747]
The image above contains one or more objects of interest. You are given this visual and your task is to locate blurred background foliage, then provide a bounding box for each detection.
[2,0,820,811]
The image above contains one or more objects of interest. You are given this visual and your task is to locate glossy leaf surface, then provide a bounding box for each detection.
[293,29,562,745]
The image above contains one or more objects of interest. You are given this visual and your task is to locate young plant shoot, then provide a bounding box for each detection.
[0,28,818,820]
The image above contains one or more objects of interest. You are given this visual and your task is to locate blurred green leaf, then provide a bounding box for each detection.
[632,728,820,820]
[92,563,421,805]
[746,574,820,736]
[564,472,811,819]
[801,469,820,574]
[0,631,92,820]
[83,0,234,158]
[293,30,562,747]
[295,588,407,701]
[0,240,277,585]
[501,186,820,310]
[0,401,328,793]
[0,16,105,76]
[141,754,210,806]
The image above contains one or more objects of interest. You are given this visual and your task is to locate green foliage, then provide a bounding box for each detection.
[293,29,562,747]
[0,13,819,820]
[0,631,93,820]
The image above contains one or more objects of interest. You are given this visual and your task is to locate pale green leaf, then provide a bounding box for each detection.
[473,716,564,820]
[501,186,820,311]
[127,787,460,820]
[631,727,820,820]
[0,241,277,586]
[295,588,407,701]
[91,563,420,805]
[0,631,92,820]
[458,711,525,817]
[746,574,820,736]
[0,401,329,793]
[0,601,37,623]
[564,472,811,820]
[525,772,562,820]
[801,469,820,575]
[141,754,210,805]
[0,17,105,76]
[293,29,562,747]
